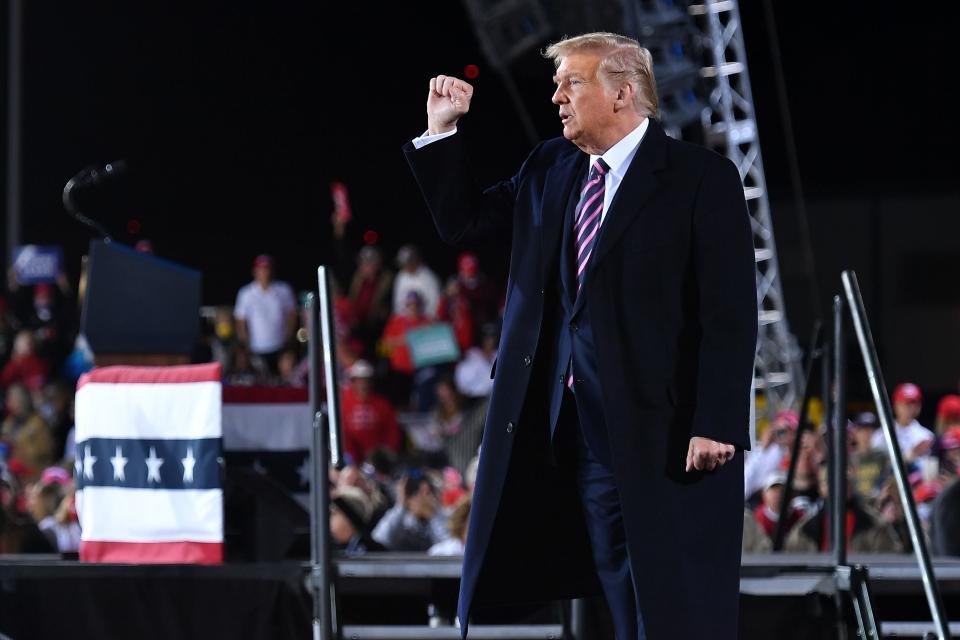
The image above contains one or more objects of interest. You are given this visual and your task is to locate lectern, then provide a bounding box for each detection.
[80,240,201,366]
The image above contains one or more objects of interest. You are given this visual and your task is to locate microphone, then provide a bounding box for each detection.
[75,160,128,188]
[62,159,129,241]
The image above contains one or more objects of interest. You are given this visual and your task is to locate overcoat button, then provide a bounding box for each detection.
[523,355,532,366]
[570,322,579,331]
[506,421,514,433]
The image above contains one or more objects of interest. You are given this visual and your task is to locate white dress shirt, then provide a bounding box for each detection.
[588,118,648,225]
[412,119,649,227]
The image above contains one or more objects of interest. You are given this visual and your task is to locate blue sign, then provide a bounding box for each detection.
[12,245,63,285]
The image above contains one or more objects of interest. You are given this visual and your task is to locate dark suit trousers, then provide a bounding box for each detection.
[554,387,647,640]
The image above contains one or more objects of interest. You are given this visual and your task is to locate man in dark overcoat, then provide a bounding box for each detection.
[403,32,758,639]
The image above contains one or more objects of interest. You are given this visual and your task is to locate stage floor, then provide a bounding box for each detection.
[2,553,959,639]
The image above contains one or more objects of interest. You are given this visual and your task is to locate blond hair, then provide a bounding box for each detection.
[448,496,471,541]
[544,32,658,118]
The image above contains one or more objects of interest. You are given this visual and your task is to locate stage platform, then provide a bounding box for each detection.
[2,553,959,638]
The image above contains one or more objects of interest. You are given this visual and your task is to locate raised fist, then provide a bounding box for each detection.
[427,75,473,135]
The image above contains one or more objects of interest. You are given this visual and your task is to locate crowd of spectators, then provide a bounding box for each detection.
[201,244,497,555]
[4,236,960,565]
[743,383,960,555]
[0,269,85,554]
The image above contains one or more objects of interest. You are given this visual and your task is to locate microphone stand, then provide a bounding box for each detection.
[62,162,125,241]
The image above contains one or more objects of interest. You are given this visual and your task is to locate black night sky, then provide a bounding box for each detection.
[1,2,958,393]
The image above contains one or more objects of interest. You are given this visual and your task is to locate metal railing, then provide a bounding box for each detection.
[306,265,345,640]
[842,270,950,640]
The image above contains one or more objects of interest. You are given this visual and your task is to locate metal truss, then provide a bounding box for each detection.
[690,0,803,418]
[461,0,803,420]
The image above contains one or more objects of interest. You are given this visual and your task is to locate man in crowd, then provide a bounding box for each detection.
[752,470,804,540]
[870,382,935,466]
[455,252,498,331]
[848,411,889,502]
[454,322,499,400]
[372,469,450,551]
[330,485,383,554]
[233,254,297,376]
[341,360,403,465]
[392,244,440,320]
[348,245,395,357]
[744,409,799,500]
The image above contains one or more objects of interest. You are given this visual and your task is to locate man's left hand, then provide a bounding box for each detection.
[685,436,735,472]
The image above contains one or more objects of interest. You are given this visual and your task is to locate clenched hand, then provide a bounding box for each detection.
[686,436,735,472]
[427,75,474,136]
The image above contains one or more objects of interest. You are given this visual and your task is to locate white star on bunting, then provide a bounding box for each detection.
[83,444,97,480]
[182,447,196,484]
[110,446,128,482]
[145,447,164,484]
[297,456,311,487]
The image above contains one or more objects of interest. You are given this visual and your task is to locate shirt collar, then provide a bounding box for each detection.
[590,118,649,181]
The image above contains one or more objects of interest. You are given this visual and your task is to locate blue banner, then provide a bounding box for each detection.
[12,245,63,284]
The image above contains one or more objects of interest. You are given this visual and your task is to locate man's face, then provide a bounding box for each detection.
[761,484,783,512]
[770,421,793,446]
[359,258,380,278]
[254,265,272,286]
[551,51,618,154]
[404,299,423,318]
[894,400,921,425]
[352,377,371,398]
[406,480,438,520]
[851,426,874,451]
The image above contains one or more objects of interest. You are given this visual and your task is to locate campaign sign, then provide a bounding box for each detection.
[13,245,63,285]
[406,322,461,368]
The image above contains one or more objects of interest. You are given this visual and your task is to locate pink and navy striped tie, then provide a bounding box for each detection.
[567,157,608,390]
[574,157,609,293]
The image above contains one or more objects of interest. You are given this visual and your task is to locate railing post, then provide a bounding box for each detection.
[841,270,950,640]
[831,296,847,565]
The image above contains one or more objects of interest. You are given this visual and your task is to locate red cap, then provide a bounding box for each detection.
[458,252,479,276]
[773,409,799,429]
[937,395,960,422]
[941,426,960,450]
[893,383,922,404]
[253,254,274,269]
[41,466,71,486]
[914,481,942,504]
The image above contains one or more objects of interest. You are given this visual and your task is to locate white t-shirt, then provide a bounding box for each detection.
[234,281,296,354]
[428,537,465,556]
[743,442,787,499]
[869,419,935,457]
[454,347,495,398]
[393,266,441,318]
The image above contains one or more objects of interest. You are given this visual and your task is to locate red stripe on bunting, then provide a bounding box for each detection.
[80,540,223,564]
[77,363,222,390]
[222,385,309,404]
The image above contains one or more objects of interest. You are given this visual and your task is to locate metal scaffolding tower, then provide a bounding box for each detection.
[690,0,802,418]
[461,0,803,419]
